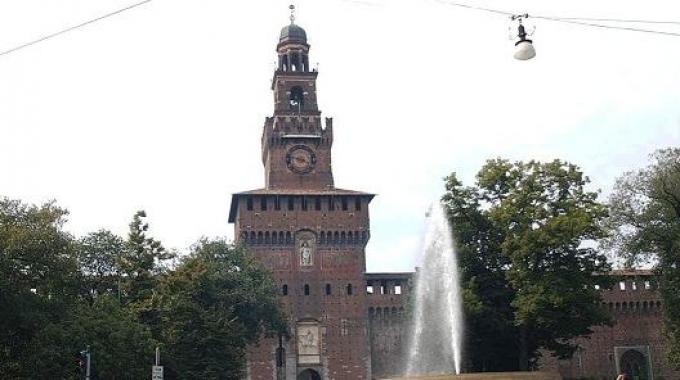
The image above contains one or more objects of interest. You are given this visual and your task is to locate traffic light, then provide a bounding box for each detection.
[74,351,85,376]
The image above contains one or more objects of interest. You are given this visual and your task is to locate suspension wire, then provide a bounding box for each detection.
[532,16,680,37]
[549,17,680,25]
[432,0,680,37]
[0,0,153,58]
[432,0,513,16]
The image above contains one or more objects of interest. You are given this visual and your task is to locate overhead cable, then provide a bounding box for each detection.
[0,0,153,58]
[432,0,680,37]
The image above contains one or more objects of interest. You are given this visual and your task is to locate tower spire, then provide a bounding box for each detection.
[289,4,296,24]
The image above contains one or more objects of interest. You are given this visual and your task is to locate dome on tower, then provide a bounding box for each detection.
[279,23,307,44]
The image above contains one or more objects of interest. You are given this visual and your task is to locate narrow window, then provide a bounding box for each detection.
[260,197,267,211]
[329,197,335,211]
[645,281,651,290]
[366,283,374,295]
[325,284,332,295]
[282,284,288,296]
[619,281,626,291]
[342,197,348,211]
[304,284,310,296]
[274,196,281,211]
[346,283,353,295]
[381,281,388,295]
[301,197,308,211]
[355,197,361,211]
[320,231,326,244]
[246,197,253,211]
[394,283,402,295]
[287,197,294,211]
[632,281,637,291]
[315,197,322,211]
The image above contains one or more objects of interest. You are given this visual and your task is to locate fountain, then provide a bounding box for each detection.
[405,202,464,376]
[382,203,562,380]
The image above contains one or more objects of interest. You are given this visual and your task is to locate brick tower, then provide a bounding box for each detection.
[228,9,374,380]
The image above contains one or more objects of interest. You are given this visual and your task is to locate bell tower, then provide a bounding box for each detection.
[262,7,334,190]
[228,6,373,380]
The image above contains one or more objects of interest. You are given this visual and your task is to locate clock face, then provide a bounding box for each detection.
[286,146,316,174]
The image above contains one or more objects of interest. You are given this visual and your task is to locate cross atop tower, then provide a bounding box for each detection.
[289,4,296,24]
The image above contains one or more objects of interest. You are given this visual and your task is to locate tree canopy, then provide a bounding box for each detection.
[0,197,286,379]
[442,158,612,371]
[608,147,680,367]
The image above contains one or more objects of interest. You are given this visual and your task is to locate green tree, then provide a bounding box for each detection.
[607,147,680,367]
[442,159,612,371]
[76,230,126,303]
[28,295,156,379]
[118,211,173,321]
[0,198,79,378]
[157,239,286,379]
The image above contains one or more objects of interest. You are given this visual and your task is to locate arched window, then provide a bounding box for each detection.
[286,232,292,244]
[304,284,310,296]
[325,284,331,295]
[289,86,304,111]
[257,232,263,244]
[282,284,288,296]
[320,231,326,244]
[264,231,270,244]
[346,283,353,295]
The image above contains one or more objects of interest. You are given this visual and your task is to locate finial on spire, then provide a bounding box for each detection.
[289,4,296,24]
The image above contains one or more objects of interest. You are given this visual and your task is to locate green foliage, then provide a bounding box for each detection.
[442,159,612,371]
[0,198,78,378]
[607,147,680,368]
[28,295,156,379]
[0,198,286,379]
[119,211,173,308]
[157,239,286,379]
[76,230,126,302]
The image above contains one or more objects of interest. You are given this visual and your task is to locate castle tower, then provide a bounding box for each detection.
[228,8,373,380]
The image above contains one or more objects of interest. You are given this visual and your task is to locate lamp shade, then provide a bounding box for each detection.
[514,40,536,60]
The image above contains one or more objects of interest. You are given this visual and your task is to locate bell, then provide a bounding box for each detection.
[514,39,536,60]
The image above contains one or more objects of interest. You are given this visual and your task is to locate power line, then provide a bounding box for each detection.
[432,0,680,37]
[0,0,153,58]
[533,16,680,37]
[548,16,680,25]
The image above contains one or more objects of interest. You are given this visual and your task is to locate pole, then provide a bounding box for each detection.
[85,345,91,380]
[155,347,160,366]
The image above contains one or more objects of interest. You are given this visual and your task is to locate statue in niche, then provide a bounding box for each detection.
[300,240,312,266]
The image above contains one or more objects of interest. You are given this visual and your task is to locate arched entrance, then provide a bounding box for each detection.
[620,349,650,380]
[297,368,321,380]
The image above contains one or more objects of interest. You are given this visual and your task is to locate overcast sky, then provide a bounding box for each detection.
[1,0,679,272]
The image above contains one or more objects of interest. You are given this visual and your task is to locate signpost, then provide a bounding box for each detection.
[152,347,163,380]
[152,366,163,380]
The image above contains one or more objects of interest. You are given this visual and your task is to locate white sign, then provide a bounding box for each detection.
[152,365,163,380]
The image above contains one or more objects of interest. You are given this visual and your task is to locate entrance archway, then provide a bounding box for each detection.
[297,368,321,380]
[620,349,650,380]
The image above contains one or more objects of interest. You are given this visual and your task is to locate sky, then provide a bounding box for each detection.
[1,0,679,272]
